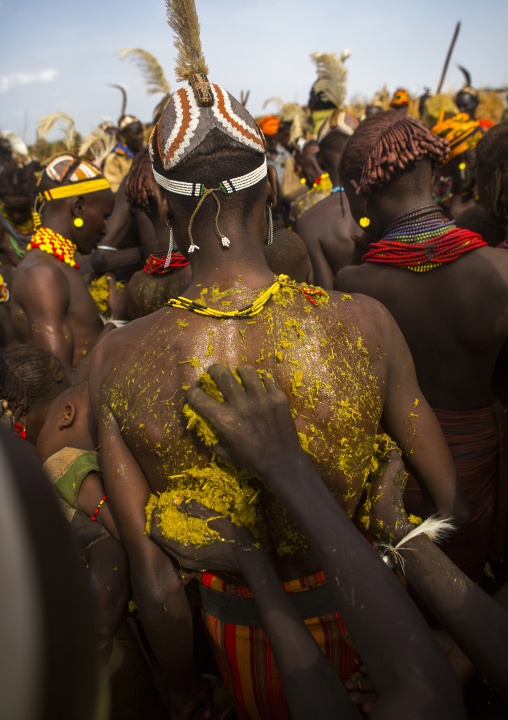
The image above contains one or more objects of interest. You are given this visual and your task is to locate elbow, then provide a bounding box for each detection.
[91,250,109,273]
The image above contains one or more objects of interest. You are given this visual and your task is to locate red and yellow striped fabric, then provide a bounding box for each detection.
[199,571,358,720]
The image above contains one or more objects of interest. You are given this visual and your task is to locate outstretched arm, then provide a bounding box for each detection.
[364,463,508,701]
[185,364,464,720]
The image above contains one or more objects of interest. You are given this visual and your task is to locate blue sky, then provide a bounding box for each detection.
[1,0,507,144]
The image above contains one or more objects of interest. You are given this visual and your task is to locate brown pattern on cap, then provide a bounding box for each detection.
[162,89,194,170]
[213,85,264,149]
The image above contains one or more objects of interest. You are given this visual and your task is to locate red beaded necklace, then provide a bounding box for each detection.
[143,252,189,275]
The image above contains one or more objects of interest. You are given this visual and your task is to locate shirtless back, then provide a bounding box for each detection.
[337,246,508,409]
[297,118,359,288]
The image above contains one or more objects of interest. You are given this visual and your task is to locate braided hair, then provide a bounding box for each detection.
[340,111,449,196]
[124,148,154,212]
[0,345,57,415]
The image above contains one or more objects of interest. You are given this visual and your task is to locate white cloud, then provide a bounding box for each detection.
[0,68,57,93]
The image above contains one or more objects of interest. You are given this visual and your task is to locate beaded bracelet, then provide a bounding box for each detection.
[91,495,108,521]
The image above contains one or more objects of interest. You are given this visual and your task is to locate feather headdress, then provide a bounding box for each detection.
[281,103,308,144]
[108,84,127,117]
[37,112,76,152]
[118,47,171,97]
[311,50,351,110]
[78,128,116,166]
[166,0,209,83]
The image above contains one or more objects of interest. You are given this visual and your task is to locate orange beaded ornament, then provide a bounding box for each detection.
[28,227,80,269]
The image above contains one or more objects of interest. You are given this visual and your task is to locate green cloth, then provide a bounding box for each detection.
[43,448,101,509]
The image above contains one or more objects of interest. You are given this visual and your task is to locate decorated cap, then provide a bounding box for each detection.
[390,88,411,108]
[317,111,358,144]
[431,112,484,163]
[150,0,268,260]
[35,155,110,205]
[119,115,141,131]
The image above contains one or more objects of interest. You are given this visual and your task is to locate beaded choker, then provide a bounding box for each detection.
[144,252,190,275]
[363,205,486,273]
[28,227,80,269]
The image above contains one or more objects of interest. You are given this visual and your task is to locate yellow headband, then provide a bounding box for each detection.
[39,177,111,202]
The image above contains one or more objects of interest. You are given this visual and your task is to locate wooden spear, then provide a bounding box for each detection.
[436,22,461,94]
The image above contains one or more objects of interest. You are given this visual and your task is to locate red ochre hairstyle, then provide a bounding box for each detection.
[340,111,449,196]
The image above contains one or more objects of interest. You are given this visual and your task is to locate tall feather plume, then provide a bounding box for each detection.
[78,128,116,166]
[311,49,351,109]
[263,97,284,112]
[282,103,307,144]
[457,65,472,88]
[37,112,76,152]
[108,84,128,117]
[166,0,209,83]
[118,48,171,96]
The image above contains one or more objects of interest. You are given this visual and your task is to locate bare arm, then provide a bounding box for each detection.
[365,458,508,700]
[297,214,335,290]
[89,345,203,718]
[12,263,74,377]
[151,502,360,720]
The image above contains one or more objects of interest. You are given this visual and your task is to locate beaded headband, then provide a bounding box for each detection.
[152,158,267,197]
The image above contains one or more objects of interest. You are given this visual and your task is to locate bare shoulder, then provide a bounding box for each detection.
[13,256,69,303]
[297,196,336,231]
[327,288,398,344]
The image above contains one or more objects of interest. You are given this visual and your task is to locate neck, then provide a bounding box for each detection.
[41,215,74,243]
[174,218,274,293]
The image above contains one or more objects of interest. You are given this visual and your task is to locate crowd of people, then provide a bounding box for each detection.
[1,1,508,718]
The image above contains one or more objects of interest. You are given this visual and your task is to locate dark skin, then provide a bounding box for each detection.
[120,121,145,155]
[90,178,143,279]
[89,162,464,717]
[125,191,192,319]
[335,159,508,411]
[151,365,464,720]
[10,189,122,378]
[36,385,129,661]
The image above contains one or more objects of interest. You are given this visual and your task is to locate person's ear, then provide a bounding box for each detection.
[71,195,85,219]
[266,164,278,209]
[49,357,68,386]
[153,182,174,227]
[59,403,76,430]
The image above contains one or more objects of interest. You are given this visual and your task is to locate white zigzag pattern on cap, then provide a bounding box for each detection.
[211,85,264,154]
[163,86,201,171]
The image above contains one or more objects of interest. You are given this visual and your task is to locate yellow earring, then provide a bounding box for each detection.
[359,216,370,228]
[74,218,84,228]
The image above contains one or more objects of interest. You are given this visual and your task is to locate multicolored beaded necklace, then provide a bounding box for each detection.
[28,227,80,269]
[166,275,326,318]
[363,205,486,273]
[143,251,190,275]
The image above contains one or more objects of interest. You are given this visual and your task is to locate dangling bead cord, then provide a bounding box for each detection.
[28,227,80,269]
[267,205,274,245]
[91,496,108,521]
[164,226,174,268]
[187,187,230,253]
